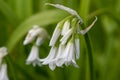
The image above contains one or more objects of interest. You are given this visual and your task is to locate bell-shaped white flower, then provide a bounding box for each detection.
[0,47,8,64]
[0,64,9,80]
[41,3,97,70]
[23,25,48,46]
[57,41,78,67]
[26,45,41,66]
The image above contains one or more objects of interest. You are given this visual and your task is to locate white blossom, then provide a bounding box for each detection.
[40,4,97,70]
[0,64,9,80]
[23,25,48,46]
[0,47,8,65]
[26,45,41,66]
[57,41,78,67]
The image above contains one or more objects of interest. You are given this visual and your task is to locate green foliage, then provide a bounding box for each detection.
[0,0,120,80]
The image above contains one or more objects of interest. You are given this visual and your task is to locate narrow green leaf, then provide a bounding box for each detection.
[6,9,68,53]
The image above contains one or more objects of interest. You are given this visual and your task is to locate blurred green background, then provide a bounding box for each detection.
[0,0,120,80]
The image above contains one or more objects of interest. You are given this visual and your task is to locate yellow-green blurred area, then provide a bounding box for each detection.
[0,0,120,80]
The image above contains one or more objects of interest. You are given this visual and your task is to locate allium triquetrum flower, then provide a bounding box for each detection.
[40,3,97,70]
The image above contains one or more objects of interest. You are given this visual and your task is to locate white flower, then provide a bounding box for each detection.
[56,41,78,67]
[0,64,9,80]
[49,22,62,46]
[65,42,78,67]
[23,25,48,46]
[26,45,41,66]
[60,28,73,45]
[0,47,8,64]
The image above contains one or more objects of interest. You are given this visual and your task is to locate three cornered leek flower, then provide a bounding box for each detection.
[23,25,48,66]
[0,47,9,80]
[40,3,97,70]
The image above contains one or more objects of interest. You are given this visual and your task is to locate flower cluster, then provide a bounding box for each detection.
[0,47,9,80]
[23,25,48,66]
[40,3,97,70]
[41,16,80,70]
[23,3,97,71]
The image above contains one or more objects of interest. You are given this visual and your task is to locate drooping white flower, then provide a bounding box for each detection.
[0,64,9,80]
[41,3,97,70]
[57,41,78,67]
[23,25,48,46]
[0,47,8,65]
[26,45,41,66]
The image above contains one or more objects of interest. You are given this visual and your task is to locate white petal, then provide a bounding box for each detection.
[49,62,56,71]
[0,47,8,58]
[61,20,70,35]
[75,38,80,59]
[71,60,79,68]
[60,29,73,45]
[41,47,57,65]
[35,37,43,46]
[49,23,61,46]
[0,47,8,64]
[55,44,65,66]
[0,64,9,80]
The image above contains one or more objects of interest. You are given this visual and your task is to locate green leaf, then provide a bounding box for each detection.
[0,0,18,25]
[6,9,68,53]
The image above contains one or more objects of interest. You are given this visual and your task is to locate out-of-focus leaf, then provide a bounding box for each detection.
[0,0,18,25]
[15,0,33,20]
[6,9,68,53]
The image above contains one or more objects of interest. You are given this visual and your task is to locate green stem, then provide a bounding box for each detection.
[84,33,94,80]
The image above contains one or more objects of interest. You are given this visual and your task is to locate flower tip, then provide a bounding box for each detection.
[94,16,98,22]
[45,3,52,6]
[23,41,27,45]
